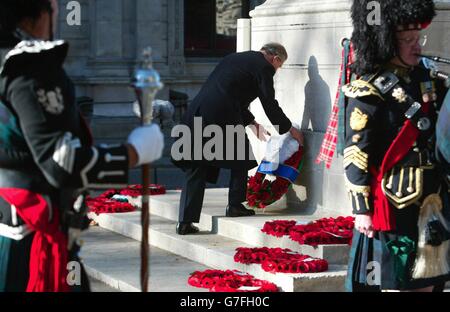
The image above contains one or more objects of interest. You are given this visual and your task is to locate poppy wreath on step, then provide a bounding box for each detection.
[247,147,304,209]
[86,189,135,214]
[86,184,166,214]
[188,270,279,292]
[261,220,297,237]
[288,216,355,247]
[119,184,166,197]
[234,247,329,274]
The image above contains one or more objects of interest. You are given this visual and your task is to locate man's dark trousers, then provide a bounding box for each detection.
[178,166,247,223]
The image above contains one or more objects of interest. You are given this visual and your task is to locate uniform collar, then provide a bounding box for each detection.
[0,40,69,77]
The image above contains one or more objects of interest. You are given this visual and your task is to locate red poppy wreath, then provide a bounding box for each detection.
[234,247,328,274]
[188,270,279,292]
[261,220,297,237]
[86,184,166,214]
[119,184,166,197]
[260,217,355,246]
[247,132,304,209]
[86,189,135,214]
[288,216,355,247]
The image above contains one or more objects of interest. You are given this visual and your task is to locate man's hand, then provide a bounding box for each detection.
[355,214,374,238]
[250,121,271,141]
[289,127,304,146]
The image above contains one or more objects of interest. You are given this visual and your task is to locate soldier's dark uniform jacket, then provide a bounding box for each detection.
[342,60,450,290]
[342,61,447,215]
[0,40,129,242]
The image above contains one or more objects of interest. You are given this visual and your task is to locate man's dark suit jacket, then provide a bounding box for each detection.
[184,50,291,132]
[174,50,292,178]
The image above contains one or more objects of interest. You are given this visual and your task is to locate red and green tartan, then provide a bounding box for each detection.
[316,39,354,168]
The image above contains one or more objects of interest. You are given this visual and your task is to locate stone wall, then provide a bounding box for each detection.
[242,0,450,215]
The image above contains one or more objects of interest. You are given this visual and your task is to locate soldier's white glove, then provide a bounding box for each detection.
[127,124,164,166]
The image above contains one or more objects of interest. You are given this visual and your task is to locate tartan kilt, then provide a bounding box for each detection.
[346,199,450,291]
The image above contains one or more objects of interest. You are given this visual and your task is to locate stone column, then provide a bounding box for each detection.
[247,0,450,216]
[237,19,252,52]
[94,0,123,59]
[57,0,90,75]
[168,0,185,75]
[86,0,135,116]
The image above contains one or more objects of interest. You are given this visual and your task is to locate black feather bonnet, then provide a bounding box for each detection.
[351,0,436,75]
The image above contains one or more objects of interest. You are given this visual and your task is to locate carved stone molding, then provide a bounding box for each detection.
[251,0,352,17]
[168,0,186,76]
[251,0,450,18]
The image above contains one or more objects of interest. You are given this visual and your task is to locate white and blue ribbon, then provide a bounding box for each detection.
[257,161,300,184]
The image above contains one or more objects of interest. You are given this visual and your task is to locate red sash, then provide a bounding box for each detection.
[0,189,70,292]
[371,102,430,231]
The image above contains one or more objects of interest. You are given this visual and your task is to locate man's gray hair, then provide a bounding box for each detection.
[260,43,288,62]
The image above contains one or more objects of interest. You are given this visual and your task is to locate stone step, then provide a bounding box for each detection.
[88,212,347,292]
[90,278,121,292]
[81,226,209,292]
[125,189,351,265]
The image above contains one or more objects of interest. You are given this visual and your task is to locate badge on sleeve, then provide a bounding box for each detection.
[392,87,407,103]
[352,134,362,143]
[37,87,64,115]
[350,107,369,131]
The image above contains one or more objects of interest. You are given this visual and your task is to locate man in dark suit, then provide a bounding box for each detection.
[173,43,303,235]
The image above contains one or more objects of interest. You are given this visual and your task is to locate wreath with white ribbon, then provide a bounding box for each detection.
[247,132,304,209]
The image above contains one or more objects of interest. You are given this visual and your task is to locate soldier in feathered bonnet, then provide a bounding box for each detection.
[0,0,164,291]
[343,0,450,291]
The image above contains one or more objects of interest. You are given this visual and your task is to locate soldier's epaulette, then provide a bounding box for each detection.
[342,74,384,101]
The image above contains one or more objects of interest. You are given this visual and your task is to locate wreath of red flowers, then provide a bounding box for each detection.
[86,189,136,215]
[261,220,297,237]
[260,217,355,246]
[119,184,166,197]
[288,216,355,247]
[86,184,166,214]
[188,270,278,292]
[247,148,304,209]
[234,247,328,274]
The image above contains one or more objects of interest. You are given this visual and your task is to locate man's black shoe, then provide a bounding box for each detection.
[226,204,256,217]
[176,222,199,235]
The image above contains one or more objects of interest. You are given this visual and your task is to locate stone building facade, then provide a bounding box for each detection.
[56,0,266,118]
[53,0,265,188]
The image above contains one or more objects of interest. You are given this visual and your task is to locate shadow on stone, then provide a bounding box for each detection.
[285,56,332,216]
[301,55,331,133]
